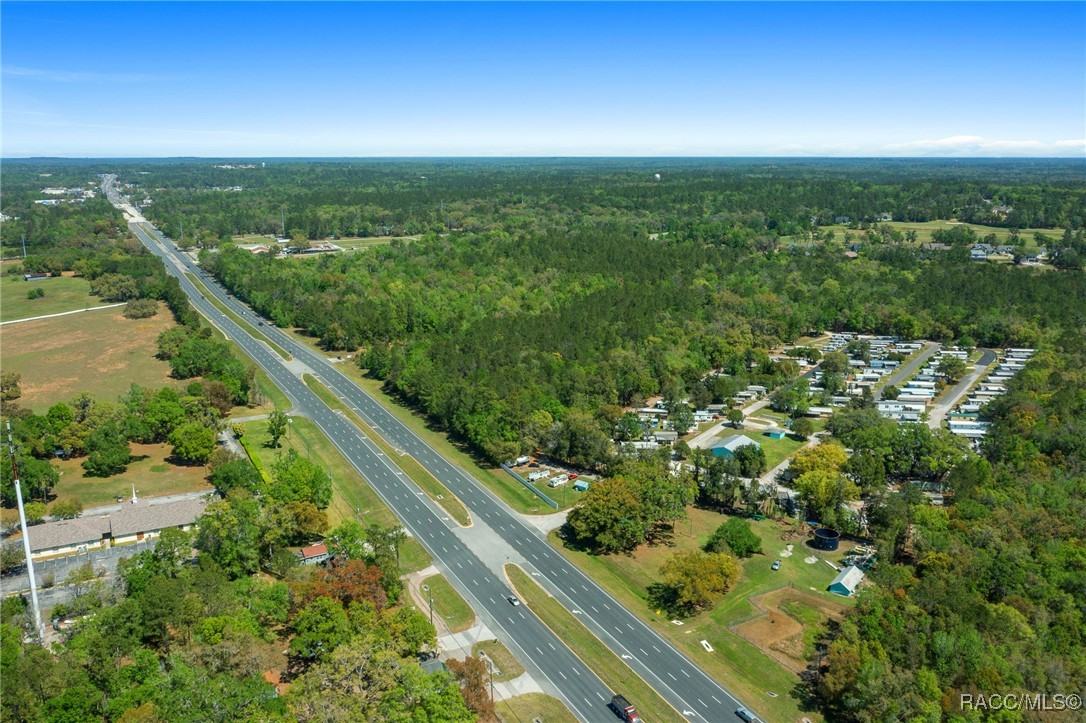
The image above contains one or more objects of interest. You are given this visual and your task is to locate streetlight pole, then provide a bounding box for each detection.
[421,584,433,627]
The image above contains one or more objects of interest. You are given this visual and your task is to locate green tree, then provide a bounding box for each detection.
[791,417,814,440]
[266,410,288,449]
[795,469,859,523]
[50,499,83,520]
[269,448,332,508]
[668,404,695,436]
[289,596,353,663]
[23,502,47,525]
[169,422,217,465]
[705,517,762,558]
[658,550,739,615]
[209,457,262,493]
[194,492,262,578]
[566,477,646,553]
[82,422,131,477]
[937,355,969,383]
[726,409,744,429]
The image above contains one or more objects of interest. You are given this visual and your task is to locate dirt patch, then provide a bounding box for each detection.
[730,587,847,673]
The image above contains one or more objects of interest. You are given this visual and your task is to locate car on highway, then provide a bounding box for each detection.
[771,560,781,571]
[735,706,759,722]
[507,595,520,606]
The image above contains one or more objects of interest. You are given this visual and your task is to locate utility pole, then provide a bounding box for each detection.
[421,583,433,627]
[6,422,44,642]
[486,656,495,704]
[21,235,27,259]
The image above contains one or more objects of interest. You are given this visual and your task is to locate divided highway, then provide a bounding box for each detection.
[108,176,757,722]
[120,221,616,721]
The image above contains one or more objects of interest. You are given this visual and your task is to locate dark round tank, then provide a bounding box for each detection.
[813,528,841,551]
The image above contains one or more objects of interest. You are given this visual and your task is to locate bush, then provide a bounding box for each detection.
[123,299,159,319]
[705,517,762,558]
[26,287,45,300]
[23,502,47,526]
[51,499,83,520]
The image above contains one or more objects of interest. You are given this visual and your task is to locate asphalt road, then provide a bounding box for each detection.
[926,349,997,428]
[875,341,941,400]
[107,176,756,722]
[110,212,613,721]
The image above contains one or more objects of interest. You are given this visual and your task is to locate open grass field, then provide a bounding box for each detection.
[283,329,574,514]
[303,374,473,526]
[1,272,113,323]
[0,303,179,412]
[792,220,1063,253]
[496,693,577,723]
[421,573,475,633]
[506,564,684,723]
[472,639,525,681]
[51,442,213,508]
[551,509,858,722]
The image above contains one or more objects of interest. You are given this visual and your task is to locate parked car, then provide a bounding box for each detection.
[771,560,781,571]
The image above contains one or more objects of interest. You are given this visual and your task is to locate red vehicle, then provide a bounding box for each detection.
[610,694,643,723]
[569,473,579,480]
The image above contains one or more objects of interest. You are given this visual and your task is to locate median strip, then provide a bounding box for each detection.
[302,374,472,527]
[184,272,292,361]
[505,564,684,723]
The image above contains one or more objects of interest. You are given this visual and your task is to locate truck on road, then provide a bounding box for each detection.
[610,694,643,723]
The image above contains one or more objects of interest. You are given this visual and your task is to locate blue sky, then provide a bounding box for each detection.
[2,1,1084,157]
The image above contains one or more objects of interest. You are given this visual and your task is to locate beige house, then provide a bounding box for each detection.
[25,497,209,560]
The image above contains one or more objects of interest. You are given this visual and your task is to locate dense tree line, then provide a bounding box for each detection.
[811,340,1086,721]
[205,219,1085,467]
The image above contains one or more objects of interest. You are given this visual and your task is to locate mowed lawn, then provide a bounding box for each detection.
[552,509,856,722]
[51,442,213,508]
[0,303,179,412]
[795,220,1063,252]
[1,272,114,323]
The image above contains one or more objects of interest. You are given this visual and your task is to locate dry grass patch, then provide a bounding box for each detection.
[730,587,846,673]
[51,442,213,508]
[0,304,178,412]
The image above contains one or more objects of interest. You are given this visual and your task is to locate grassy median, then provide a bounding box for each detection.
[185,272,292,361]
[303,374,472,527]
[420,573,475,633]
[505,564,684,723]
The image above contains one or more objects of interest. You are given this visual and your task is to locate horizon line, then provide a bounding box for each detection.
[4,155,1086,161]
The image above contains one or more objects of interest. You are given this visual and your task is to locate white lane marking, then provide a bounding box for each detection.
[682,669,691,677]
[712,696,722,704]
[667,671,677,681]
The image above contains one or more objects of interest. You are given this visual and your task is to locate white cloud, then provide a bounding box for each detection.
[2,65,158,83]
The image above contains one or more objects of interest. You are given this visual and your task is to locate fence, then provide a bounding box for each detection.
[499,464,558,509]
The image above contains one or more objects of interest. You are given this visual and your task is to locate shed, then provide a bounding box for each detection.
[829,565,865,597]
[573,480,590,492]
[710,434,761,458]
[765,429,788,440]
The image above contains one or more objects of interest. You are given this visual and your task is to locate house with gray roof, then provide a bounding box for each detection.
[23,496,209,560]
[710,434,761,458]
[829,565,865,597]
